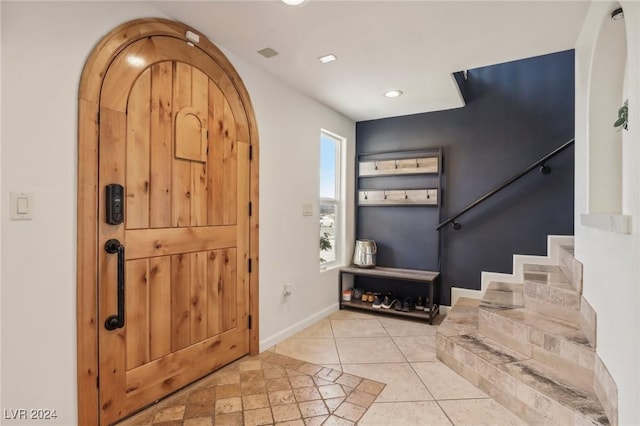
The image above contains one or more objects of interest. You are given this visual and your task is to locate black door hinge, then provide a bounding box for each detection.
[96,376,100,389]
[248,258,252,273]
[249,145,253,161]
[248,315,252,330]
[249,202,252,216]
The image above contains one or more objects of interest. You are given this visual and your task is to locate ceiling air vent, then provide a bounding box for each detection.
[257,48,279,59]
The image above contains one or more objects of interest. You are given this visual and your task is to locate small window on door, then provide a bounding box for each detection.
[320,130,343,268]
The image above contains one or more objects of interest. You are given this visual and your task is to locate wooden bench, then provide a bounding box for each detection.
[339,266,439,324]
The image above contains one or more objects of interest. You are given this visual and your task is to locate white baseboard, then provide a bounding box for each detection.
[259,303,339,352]
[450,287,482,306]
[449,235,575,307]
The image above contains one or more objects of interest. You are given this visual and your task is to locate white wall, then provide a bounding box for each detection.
[0,0,3,414]
[218,48,356,349]
[575,1,640,424]
[0,2,354,424]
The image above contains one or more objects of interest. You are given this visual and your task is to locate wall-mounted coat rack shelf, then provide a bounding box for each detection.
[359,156,438,176]
[358,189,438,206]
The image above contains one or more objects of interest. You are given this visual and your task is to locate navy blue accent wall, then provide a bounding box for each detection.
[355,50,575,306]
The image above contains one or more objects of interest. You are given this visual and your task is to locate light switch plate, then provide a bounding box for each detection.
[302,203,313,217]
[10,192,33,220]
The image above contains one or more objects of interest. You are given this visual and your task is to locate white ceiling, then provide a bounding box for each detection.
[149,0,590,122]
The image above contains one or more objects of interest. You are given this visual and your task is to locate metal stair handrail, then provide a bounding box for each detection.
[436,138,575,231]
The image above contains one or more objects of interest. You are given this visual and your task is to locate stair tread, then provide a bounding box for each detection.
[480,281,524,309]
[438,298,480,337]
[449,333,529,365]
[498,359,608,424]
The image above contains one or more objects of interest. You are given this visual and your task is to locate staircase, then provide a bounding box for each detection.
[437,237,616,425]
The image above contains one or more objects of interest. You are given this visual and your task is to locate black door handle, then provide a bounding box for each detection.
[104,239,125,330]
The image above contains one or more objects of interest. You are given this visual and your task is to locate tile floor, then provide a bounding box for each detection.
[117,350,385,426]
[118,309,527,425]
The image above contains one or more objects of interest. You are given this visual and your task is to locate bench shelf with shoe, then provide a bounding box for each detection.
[338,266,440,324]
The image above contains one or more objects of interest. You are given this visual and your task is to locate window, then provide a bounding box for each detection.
[319,130,343,267]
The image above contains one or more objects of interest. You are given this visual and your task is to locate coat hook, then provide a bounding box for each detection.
[404,190,408,200]
[384,191,387,200]
[394,160,398,169]
[416,158,420,168]
[426,190,430,200]
[374,161,378,170]
[364,191,368,200]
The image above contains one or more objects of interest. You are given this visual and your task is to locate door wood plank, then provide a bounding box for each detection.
[222,248,237,331]
[149,256,171,360]
[236,143,250,329]
[222,101,238,225]
[207,82,225,226]
[150,62,173,228]
[206,250,222,338]
[171,254,191,351]
[218,73,250,144]
[125,226,237,260]
[126,259,150,370]
[191,68,209,227]
[190,251,208,344]
[124,329,247,411]
[172,62,192,227]
[98,107,128,423]
[126,69,151,229]
[100,37,156,112]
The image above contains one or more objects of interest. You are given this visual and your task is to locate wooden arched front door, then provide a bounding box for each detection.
[77,19,259,425]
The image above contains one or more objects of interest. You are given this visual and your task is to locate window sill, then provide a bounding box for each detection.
[580,213,631,234]
[320,263,344,273]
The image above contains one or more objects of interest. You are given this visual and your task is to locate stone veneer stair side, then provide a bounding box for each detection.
[437,237,617,425]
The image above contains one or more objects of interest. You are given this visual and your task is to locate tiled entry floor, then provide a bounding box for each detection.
[118,349,383,426]
[118,309,526,425]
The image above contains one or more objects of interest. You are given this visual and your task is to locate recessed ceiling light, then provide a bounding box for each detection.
[319,54,337,64]
[384,90,403,98]
[282,0,308,5]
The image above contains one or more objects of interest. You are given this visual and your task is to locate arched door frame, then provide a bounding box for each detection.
[76,18,259,425]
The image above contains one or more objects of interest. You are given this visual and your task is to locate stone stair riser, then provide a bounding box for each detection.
[478,321,533,358]
[478,308,595,379]
[437,334,517,398]
[558,245,583,294]
[524,280,581,310]
[580,297,598,348]
[524,296,581,325]
[478,309,532,355]
[531,345,594,390]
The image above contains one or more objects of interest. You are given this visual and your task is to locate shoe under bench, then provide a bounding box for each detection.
[338,266,440,324]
